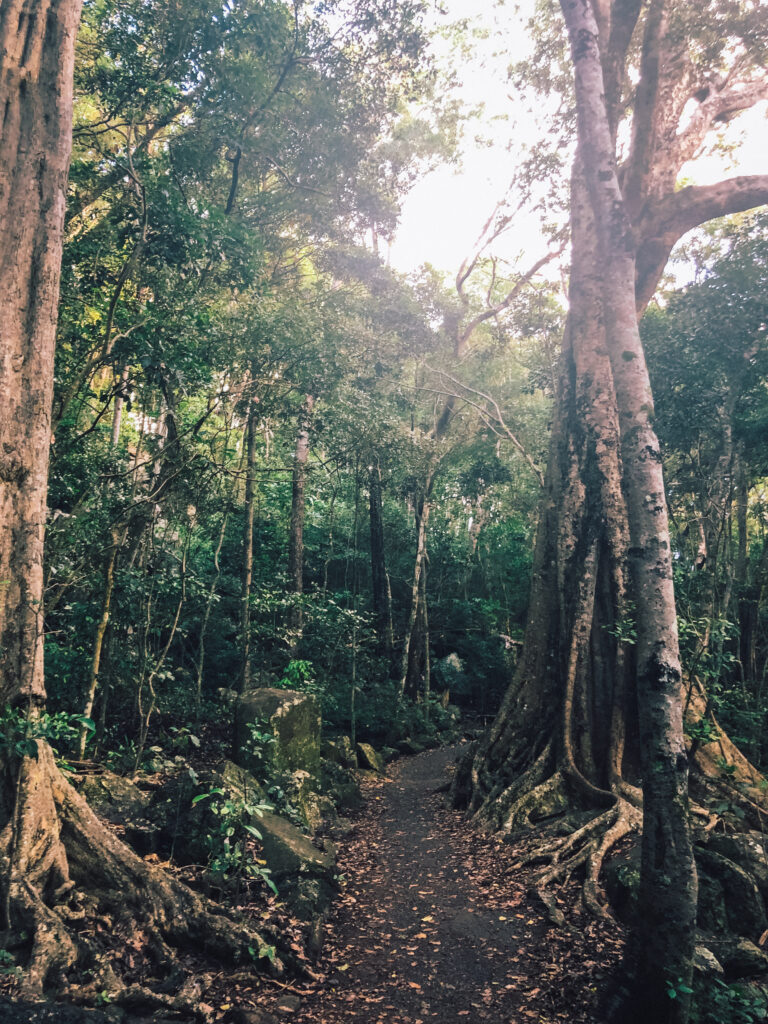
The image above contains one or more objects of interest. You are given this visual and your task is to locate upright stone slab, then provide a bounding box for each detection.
[235,687,321,774]
[356,742,384,773]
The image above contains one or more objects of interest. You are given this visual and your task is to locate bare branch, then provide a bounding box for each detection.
[423,365,545,487]
[456,242,566,357]
[263,154,330,196]
[672,76,768,168]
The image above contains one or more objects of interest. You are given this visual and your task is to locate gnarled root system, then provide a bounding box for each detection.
[0,741,279,1007]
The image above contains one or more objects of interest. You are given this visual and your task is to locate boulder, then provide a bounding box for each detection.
[317,761,363,812]
[697,847,767,937]
[703,936,768,978]
[277,769,338,832]
[146,761,268,864]
[78,771,159,854]
[235,688,321,774]
[693,946,724,976]
[257,811,336,879]
[78,771,151,824]
[322,735,358,769]
[356,742,384,773]
[257,811,338,919]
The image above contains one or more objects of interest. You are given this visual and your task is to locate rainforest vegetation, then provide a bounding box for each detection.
[1,1,767,1022]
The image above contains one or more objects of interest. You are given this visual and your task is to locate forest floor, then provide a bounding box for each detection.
[0,744,627,1024]
[266,744,626,1024]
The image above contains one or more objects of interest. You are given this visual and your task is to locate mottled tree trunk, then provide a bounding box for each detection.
[0,0,83,708]
[239,399,257,691]
[454,0,768,1018]
[369,459,393,661]
[400,479,432,695]
[288,395,314,644]
[563,2,697,1015]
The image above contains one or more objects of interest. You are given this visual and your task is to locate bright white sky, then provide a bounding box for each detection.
[388,0,768,278]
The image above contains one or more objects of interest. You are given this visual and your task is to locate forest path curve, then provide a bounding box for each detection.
[290,745,613,1024]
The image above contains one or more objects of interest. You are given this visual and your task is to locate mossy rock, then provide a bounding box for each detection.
[235,688,321,774]
[276,769,338,832]
[317,761,363,812]
[697,847,767,937]
[256,810,335,876]
[78,771,151,825]
[693,946,724,976]
[146,761,268,864]
[701,936,768,978]
[356,743,384,773]
[282,875,337,922]
[322,736,358,769]
[77,771,160,854]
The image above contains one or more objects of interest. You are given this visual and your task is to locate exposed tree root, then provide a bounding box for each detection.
[501,792,642,921]
[492,772,570,834]
[0,741,281,1005]
[454,665,768,932]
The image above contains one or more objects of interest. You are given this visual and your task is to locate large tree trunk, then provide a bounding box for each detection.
[564,4,698,1016]
[453,1,768,1020]
[0,0,82,709]
[0,4,280,1003]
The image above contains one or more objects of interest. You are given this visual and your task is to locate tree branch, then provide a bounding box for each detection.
[623,0,677,215]
[423,365,545,487]
[456,243,566,358]
[671,76,768,169]
[635,174,768,311]
[602,0,644,132]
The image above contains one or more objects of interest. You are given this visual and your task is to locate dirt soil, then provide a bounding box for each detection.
[286,744,625,1024]
[0,744,625,1023]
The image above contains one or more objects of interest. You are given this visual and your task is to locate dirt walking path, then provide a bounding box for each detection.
[291,746,622,1024]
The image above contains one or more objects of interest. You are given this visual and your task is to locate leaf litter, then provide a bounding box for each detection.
[278,744,625,1024]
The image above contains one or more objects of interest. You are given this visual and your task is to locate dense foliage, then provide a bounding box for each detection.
[42,1,768,790]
